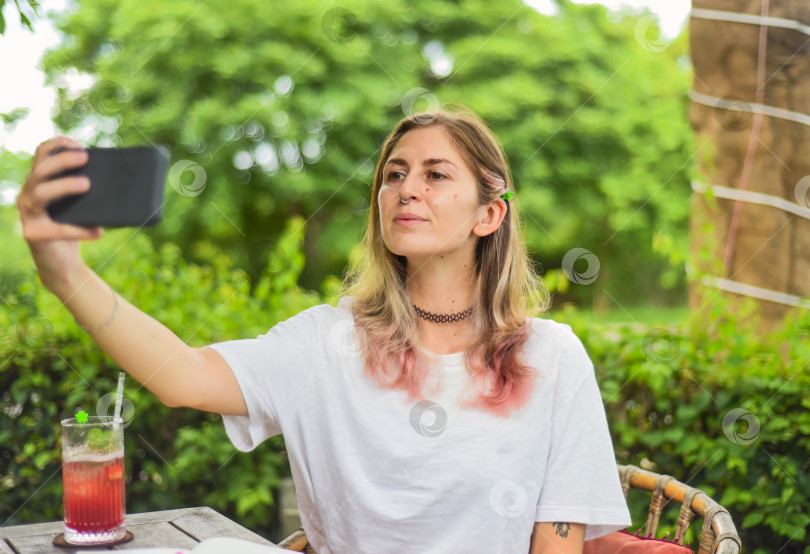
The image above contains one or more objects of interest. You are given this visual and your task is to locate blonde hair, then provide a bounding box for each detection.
[338,103,551,417]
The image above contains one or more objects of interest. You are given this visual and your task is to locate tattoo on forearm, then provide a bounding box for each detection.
[553,522,570,538]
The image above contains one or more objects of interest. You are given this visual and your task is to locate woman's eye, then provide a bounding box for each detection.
[386,170,446,182]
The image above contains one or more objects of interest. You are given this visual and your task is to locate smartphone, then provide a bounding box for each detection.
[46,144,171,228]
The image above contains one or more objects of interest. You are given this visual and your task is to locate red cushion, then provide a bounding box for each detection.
[583,530,693,553]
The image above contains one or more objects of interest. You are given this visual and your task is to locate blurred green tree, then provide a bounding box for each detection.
[0,148,34,273]
[0,0,39,34]
[37,0,692,309]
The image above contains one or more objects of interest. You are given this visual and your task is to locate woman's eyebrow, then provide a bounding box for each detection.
[385,157,458,169]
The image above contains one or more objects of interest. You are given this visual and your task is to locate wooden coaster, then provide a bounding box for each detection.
[53,530,134,548]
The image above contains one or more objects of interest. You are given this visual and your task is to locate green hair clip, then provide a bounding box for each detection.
[501,189,514,201]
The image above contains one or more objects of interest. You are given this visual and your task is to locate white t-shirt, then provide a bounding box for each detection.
[204,296,631,553]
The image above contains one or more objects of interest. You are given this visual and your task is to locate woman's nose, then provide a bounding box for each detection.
[396,173,419,201]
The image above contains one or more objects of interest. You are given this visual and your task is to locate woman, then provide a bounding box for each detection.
[18,104,631,553]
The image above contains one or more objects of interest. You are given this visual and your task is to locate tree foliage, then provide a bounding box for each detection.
[0,0,39,35]
[38,0,693,308]
[0,149,33,269]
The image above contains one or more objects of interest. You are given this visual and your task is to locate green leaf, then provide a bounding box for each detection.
[236,492,258,517]
[85,427,119,454]
[741,511,763,529]
[33,451,50,469]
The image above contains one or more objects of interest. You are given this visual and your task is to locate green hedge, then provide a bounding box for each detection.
[554,295,810,553]
[2,230,808,551]
[1,217,336,541]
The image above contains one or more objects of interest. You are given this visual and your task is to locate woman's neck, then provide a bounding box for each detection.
[405,274,475,317]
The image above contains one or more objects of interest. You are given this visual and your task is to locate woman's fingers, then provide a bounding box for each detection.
[35,136,87,163]
[21,175,91,213]
[17,135,91,217]
[16,136,103,244]
[26,137,88,187]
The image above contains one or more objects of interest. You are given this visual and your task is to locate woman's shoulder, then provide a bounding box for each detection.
[267,299,351,334]
[525,316,594,377]
[287,296,355,317]
[287,297,358,332]
[526,315,580,344]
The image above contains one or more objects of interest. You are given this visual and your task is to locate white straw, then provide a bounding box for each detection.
[113,371,125,428]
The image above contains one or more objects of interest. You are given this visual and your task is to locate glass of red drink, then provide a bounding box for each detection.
[61,416,126,545]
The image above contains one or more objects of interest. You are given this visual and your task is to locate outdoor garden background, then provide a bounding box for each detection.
[1,1,808,552]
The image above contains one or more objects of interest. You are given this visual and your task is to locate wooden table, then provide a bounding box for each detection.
[0,506,279,552]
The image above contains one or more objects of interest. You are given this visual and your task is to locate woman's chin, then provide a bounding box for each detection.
[388,246,428,259]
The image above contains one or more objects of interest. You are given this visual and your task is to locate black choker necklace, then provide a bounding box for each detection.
[413,304,474,323]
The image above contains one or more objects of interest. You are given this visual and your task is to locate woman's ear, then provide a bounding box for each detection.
[472,199,507,238]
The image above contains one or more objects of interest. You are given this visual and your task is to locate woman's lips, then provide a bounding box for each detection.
[395,218,426,226]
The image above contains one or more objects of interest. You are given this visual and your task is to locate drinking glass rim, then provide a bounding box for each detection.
[61,415,122,428]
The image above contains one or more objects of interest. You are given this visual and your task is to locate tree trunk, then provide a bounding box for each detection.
[687,0,810,336]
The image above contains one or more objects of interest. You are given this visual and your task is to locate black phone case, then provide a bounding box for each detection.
[46,145,170,228]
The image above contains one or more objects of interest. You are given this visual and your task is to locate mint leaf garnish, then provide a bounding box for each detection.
[86,427,118,453]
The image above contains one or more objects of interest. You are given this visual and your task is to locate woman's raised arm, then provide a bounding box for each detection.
[17,136,246,416]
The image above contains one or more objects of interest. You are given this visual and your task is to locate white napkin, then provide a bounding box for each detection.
[76,536,292,553]
[193,537,292,553]
[76,548,189,554]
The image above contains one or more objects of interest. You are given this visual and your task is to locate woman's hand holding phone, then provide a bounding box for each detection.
[14,138,240,414]
[16,136,102,293]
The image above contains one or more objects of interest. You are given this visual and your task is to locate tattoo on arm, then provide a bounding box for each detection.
[553,522,571,538]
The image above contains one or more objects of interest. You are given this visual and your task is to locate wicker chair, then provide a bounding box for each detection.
[276,528,315,553]
[617,464,741,553]
[276,464,742,553]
